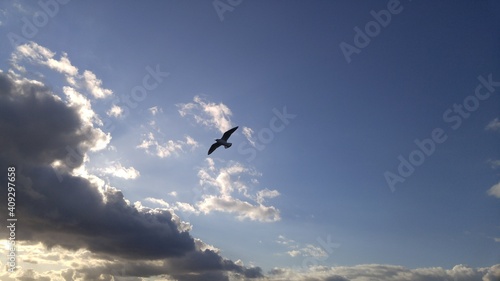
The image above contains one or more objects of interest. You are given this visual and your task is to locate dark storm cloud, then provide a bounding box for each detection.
[16,167,195,259]
[0,71,262,280]
[0,73,84,167]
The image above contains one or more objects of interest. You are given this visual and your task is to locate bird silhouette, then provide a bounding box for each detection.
[208,126,238,155]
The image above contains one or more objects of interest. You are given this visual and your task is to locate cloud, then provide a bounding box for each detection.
[106,104,124,118]
[99,162,140,180]
[11,42,113,99]
[197,195,280,222]
[149,105,163,116]
[0,72,192,259]
[186,135,199,148]
[267,264,499,281]
[242,126,257,147]
[486,117,500,131]
[11,42,78,76]
[177,95,233,133]
[145,197,171,208]
[256,188,280,204]
[0,240,263,281]
[276,235,331,259]
[82,70,113,99]
[488,159,500,169]
[136,106,199,158]
[175,201,200,214]
[1,243,498,281]
[276,235,297,246]
[287,250,301,257]
[0,70,261,281]
[192,159,281,222]
[0,72,107,169]
[299,244,328,259]
[487,182,500,198]
[63,86,104,127]
[137,132,198,158]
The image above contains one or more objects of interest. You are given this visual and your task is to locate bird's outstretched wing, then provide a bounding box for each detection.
[208,143,222,155]
[221,126,238,141]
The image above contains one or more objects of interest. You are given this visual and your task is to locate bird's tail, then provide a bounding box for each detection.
[224,143,232,148]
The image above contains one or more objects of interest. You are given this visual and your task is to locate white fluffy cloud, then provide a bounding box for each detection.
[82,70,113,99]
[197,195,280,222]
[11,42,113,99]
[177,95,233,133]
[106,104,124,118]
[191,158,281,222]
[11,42,78,76]
[63,86,103,127]
[145,197,171,208]
[99,162,140,180]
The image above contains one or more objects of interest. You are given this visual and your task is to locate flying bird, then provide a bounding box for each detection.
[208,126,238,155]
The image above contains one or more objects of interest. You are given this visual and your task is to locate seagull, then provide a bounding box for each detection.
[208,126,238,155]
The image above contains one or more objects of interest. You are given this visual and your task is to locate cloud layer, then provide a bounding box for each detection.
[267,264,500,281]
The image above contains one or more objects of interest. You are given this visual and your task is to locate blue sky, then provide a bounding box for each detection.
[0,0,499,280]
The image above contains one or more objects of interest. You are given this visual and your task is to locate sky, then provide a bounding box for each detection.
[0,0,499,280]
